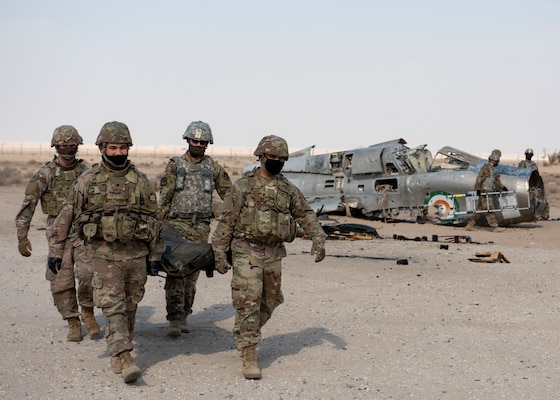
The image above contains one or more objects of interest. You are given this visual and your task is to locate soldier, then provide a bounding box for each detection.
[48,121,164,383]
[15,125,99,342]
[519,148,549,220]
[211,135,327,379]
[158,121,232,336]
[465,149,507,232]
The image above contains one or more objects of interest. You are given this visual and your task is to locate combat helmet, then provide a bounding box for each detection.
[183,121,213,144]
[525,148,534,155]
[254,135,289,160]
[95,121,133,146]
[488,149,501,162]
[51,125,83,147]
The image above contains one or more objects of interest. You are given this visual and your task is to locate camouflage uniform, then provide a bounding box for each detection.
[15,126,95,341]
[519,150,549,220]
[48,122,163,383]
[160,153,231,321]
[159,140,231,331]
[212,135,327,355]
[466,151,506,230]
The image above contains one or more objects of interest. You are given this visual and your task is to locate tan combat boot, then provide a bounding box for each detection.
[242,345,261,379]
[118,351,142,383]
[111,355,122,374]
[167,320,181,337]
[81,307,100,336]
[492,226,506,232]
[180,318,190,333]
[67,317,83,342]
[465,223,477,232]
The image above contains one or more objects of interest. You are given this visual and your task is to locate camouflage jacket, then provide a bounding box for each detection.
[212,167,326,263]
[48,161,164,262]
[15,157,88,239]
[158,152,232,221]
[475,163,505,192]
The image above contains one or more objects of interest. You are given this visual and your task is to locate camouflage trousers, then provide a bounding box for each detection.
[74,243,95,308]
[45,238,79,320]
[468,194,499,227]
[164,219,209,322]
[230,238,285,350]
[92,256,147,356]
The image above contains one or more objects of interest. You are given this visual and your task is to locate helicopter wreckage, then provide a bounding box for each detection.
[244,138,546,226]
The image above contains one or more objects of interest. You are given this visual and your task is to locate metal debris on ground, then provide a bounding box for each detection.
[313,223,381,240]
[468,252,510,263]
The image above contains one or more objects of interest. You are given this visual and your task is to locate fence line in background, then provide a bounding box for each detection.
[0,142,535,165]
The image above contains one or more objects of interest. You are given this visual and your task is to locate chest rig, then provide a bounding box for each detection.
[169,156,214,220]
[235,172,296,243]
[481,165,498,192]
[41,160,87,217]
[78,165,159,243]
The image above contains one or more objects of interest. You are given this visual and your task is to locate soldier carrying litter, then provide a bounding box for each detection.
[158,121,232,336]
[212,135,327,379]
[465,149,508,232]
[48,121,164,384]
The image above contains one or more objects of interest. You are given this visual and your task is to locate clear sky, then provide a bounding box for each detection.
[1,1,559,157]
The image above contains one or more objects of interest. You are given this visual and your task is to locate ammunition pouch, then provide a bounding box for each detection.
[79,211,160,244]
[246,209,296,244]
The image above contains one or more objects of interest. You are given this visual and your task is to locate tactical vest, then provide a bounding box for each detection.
[234,172,297,244]
[77,165,160,244]
[168,156,214,219]
[481,165,498,192]
[40,160,87,217]
[519,160,537,170]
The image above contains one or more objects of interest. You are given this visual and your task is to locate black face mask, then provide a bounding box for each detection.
[102,153,129,169]
[264,158,284,175]
[189,144,206,158]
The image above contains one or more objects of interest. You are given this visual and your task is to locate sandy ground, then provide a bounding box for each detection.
[1,154,560,399]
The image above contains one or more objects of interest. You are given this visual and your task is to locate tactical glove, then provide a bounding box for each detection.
[147,260,162,276]
[310,237,326,263]
[47,257,62,274]
[215,261,232,275]
[18,237,32,257]
[502,186,509,192]
[476,190,482,197]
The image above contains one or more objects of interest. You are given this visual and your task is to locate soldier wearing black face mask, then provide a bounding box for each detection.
[212,135,327,380]
[158,121,232,337]
[49,121,164,383]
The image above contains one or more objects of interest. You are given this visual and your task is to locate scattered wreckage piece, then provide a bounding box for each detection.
[468,252,510,263]
[322,223,381,240]
[299,250,406,264]
[302,223,381,240]
[432,234,473,243]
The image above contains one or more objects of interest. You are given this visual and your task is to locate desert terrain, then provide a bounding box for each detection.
[1,151,560,399]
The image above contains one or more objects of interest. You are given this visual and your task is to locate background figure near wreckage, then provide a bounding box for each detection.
[519,148,549,220]
[15,125,99,342]
[48,121,164,384]
[158,121,232,337]
[211,135,327,380]
[466,149,508,232]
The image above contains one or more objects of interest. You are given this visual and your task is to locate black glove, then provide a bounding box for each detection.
[502,186,509,192]
[47,257,62,274]
[476,190,481,197]
[147,260,162,276]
